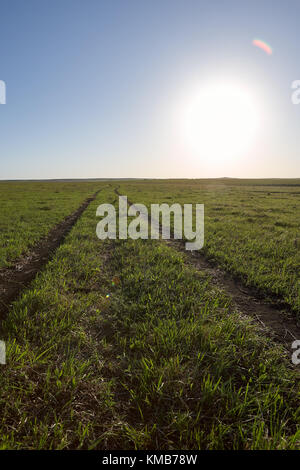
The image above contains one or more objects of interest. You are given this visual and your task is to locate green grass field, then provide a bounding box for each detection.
[119,179,300,315]
[0,181,102,268]
[0,180,299,449]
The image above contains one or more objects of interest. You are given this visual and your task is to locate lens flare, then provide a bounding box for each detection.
[252,39,272,55]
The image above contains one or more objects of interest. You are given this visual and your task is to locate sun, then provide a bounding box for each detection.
[182,81,260,162]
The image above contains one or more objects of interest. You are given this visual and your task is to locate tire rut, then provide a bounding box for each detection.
[114,187,300,352]
[0,190,101,320]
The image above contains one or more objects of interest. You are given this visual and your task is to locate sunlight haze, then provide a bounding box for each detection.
[1,0,300,179]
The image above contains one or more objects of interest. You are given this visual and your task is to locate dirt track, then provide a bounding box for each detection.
[2,186,299,352]
[169,240,300,352]
[115,187,300,352]
[0,190,100,321]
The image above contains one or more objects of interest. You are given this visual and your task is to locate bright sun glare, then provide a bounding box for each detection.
[182,81,260,162]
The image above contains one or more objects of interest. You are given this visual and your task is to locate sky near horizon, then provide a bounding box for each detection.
[1,0,300,179]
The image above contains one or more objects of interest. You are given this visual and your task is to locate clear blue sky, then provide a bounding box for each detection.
[1,0,300,179]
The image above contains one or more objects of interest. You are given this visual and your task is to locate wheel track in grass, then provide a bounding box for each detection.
[115,187,300,352]
[0,189,101,320]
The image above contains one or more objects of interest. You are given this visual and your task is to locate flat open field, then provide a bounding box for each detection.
[0,180,299,449]
[119,179,300,315]
[0,181,102,268]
